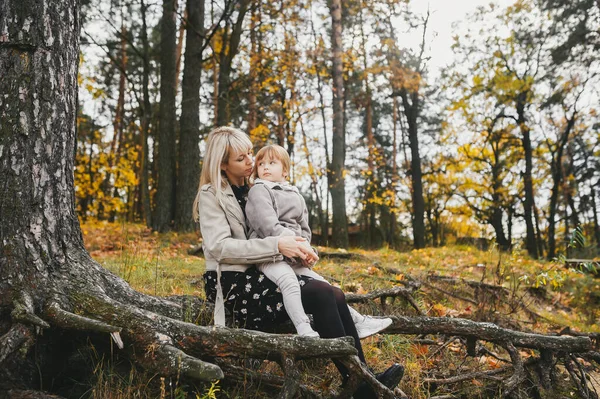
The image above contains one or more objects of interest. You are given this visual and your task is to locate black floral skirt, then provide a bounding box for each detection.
[204,266,313,330]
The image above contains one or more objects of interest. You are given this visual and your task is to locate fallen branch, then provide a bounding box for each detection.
[385,316,592,352]
[423,367,507,384]
[346,286,423,314]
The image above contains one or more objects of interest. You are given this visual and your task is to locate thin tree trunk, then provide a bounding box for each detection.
[175,0,204,232]
[547,115,575,259]
[216,0,250,126]
[175,8,187,92]
[328,0,349,248]
[516,98,538,258]
[359,7,376,248]
[400,90,425,249]
[592,185,600,249]
[140,0,153,228]
[153,0,178,232]
[247,0,259,135]
[390,97,398,247]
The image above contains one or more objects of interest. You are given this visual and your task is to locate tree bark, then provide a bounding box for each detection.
[139,0,153,228]
[175,0,204,232]
[400,90,426,249]
[547,114,575,259]
[153,0,178,232]
[216,0,250,126]
[328,0,349,248]
[516,97,538,258]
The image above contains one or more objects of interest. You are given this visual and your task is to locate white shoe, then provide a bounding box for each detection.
[349,307,392,339]
[297,322,320,337]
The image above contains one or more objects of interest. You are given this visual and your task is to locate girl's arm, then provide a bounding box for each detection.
[199,188,281,264]
[246,184,295,238]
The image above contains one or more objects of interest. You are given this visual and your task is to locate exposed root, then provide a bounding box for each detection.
[338,355,395,399]
[0,324,33,364]
[152,344,224,381]
[11,293,50,329]
[501,342,524,397]
[346,286,423,314]
[423,367,507,385]
[216,361,322,398]
[5,390,65,399]
[386,316,592,351]
[45,301,121,333]
[564,354,597,399]
[278,353,300,399]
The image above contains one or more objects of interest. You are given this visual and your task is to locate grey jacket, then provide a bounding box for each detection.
[198,182,283,325]
[246,179,311,242]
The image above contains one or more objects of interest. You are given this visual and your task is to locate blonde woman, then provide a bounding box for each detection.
[194,127,403,397]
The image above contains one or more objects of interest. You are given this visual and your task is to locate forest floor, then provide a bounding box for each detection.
[82,221,600,399]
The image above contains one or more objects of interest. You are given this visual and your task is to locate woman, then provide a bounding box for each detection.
[194,127,402,397]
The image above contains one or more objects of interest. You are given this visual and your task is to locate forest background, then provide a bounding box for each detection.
[76,0,600,261]
[1,0,600,397]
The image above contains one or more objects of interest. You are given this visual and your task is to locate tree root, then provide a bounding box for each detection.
[45,301,121,333]
[0,324,33,364]
[216,361,323,398]
[150,344,224,381]
[424,367,507,384]
[501,342,524,397]
[386,316,592,351]
[346,286,423,314]
[338,355,396,399]
[11,293,50,329]
[564,354,598,399]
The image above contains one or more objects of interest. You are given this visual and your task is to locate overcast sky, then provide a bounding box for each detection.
[399,0,515,75]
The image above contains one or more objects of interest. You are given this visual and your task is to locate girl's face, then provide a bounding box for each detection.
[222,148,253,185]
[257,155,287,183]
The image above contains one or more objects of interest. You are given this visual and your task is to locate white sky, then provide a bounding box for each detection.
[400,0,516,75]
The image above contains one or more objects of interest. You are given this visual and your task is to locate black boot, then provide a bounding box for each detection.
[352,363,404,398]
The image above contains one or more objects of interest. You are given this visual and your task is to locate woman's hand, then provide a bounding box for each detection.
[277,236,319,262]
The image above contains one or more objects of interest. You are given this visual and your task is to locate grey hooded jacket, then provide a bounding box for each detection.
[246,179,311,242]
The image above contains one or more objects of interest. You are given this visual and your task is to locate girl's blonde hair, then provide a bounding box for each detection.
[192,127,253,221]
[252,144,291,180]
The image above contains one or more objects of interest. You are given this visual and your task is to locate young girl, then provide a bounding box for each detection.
[245,145,392,338]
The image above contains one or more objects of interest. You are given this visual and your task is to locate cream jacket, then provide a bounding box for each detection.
[198,183,283,325]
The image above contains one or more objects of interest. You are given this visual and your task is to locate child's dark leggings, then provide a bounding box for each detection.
[300,279,366,379]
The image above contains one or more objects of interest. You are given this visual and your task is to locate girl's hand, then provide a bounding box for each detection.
[278,236,318,261]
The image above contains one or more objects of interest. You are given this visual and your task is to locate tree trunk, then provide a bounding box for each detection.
[247,0,259,135]
[516,99,538,258]
[175,0,204,232]
[400,90,426,249]
[592,185,600,249]
[216,0,250,127]
[140,0,153,228]
[547,115,575,260]
[153,0,179,232]
[328,0,349,248]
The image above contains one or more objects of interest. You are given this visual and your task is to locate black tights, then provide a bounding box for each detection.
[300,279,366,379]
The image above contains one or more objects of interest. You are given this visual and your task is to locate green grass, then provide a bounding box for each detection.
[83,221,600,398]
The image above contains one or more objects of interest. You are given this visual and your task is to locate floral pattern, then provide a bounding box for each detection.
[204,267,313,330]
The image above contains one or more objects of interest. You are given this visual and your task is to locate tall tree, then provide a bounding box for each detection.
[0,2,230,393]
[153,0,179,232]
[175,0,204,231]
[386,11,430,249]
[328,0,349,248]
[215,0,251,126]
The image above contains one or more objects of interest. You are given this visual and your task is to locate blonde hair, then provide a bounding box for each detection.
[252,144,291,180]
[193,127,253,221]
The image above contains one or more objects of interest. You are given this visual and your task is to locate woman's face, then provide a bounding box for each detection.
[222,148,254,185]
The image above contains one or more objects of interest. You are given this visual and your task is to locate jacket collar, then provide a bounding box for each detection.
[254,178,298,193]
[223,182,247,229]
